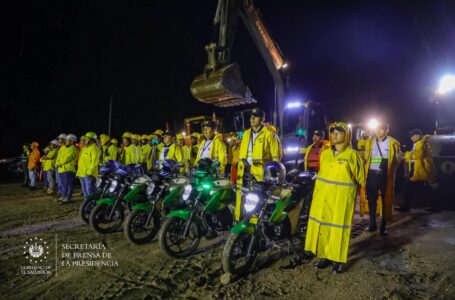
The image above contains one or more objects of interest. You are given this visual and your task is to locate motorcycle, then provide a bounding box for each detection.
[158,158,235,258]
[124,160,189,245]
[221,160,316,275]
[79,160,119,224]
[89,163,144,234]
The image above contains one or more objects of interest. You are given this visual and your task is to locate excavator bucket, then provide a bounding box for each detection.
[190,63,256,107]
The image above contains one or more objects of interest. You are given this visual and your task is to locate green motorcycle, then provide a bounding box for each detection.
[221,160,315,275]
[124,161,189,245]
[89,164,145,234]
[158,158,235,258]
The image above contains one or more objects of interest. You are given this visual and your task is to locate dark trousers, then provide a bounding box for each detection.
[366,170,387,230]
[403,179,433,209]
[60,172,75,200]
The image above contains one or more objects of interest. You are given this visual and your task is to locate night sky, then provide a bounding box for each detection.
[2,0,455,156]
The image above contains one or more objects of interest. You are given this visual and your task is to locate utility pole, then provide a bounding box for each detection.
[108,95,113,136]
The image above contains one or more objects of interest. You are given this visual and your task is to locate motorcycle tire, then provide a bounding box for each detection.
[89,203,124,234]
[222,232,257,275]
[124,209,161,245]
[158,217,200,258]
[79,200,96,224]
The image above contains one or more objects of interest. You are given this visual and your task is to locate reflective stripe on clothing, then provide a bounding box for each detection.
[308,216,351,229]
[316,176,356,187]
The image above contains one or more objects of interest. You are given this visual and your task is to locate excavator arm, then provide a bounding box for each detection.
[190,0,287,131]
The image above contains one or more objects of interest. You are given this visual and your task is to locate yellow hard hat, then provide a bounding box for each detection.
[141,134,149,140]
[99,133,108,140]
[100,135,111,146]
[85,131,97,140]
[110,138,118,145]
[153,129,164,137]
[122,132,132,138]
[148,134,157,140]
[132,134,141,140]
[176,133,184,140]
[190,132,200,138]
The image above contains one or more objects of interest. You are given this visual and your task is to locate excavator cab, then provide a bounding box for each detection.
[190,44,256,107]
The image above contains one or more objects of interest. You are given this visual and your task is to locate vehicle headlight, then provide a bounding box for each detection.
[285,146,299,154]
[146,183,155,196]
[244,193,260,213]
[95,178,102,188]
[182,184,192,201]
[109,180,118,193]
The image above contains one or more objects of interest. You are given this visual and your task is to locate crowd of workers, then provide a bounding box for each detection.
[19,107,435,274]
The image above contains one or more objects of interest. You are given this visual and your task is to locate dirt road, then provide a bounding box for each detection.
[0,182,454,299]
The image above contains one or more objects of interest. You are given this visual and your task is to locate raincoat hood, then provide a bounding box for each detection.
[328,122,351,148]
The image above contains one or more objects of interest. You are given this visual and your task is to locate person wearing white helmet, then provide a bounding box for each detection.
[55,134,78,203]
[55,133,67,198]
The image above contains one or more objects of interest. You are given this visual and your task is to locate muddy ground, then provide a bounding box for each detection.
[0,182,454,300]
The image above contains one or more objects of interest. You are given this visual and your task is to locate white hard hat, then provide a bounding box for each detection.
[57,133,67,139]
[50,140,59,146]
[66,134,77,141]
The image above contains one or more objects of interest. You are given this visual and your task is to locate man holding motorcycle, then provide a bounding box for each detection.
[304,122,365,274]
[235,108,282,221]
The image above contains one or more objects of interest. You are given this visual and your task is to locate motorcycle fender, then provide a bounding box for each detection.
[131,202,152,212]
[230,221,255,235]
[96,197,115,206]
[166,209,190,221]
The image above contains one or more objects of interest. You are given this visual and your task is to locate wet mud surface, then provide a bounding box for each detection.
[0,182,454,299]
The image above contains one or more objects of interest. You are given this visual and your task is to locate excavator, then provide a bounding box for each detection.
[190,0,326,168]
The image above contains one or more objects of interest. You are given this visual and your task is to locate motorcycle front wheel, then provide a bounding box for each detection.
[89,203,124,234]
[222,232,257,275]
[158,217,200,258]
[124,209,161,245]
[79,200,96,224]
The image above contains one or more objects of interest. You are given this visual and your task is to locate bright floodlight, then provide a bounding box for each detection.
[281,62,288,69]
[368,118,379,130]
[437,74,455,95]
[286,102,302,109]
[347,123,352,128]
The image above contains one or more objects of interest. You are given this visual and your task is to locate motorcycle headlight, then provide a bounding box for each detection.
[95,178,102,188]
[244,193,260,213]
[182,184,192,201]
[109,180,118,193]
[146,183,155,196]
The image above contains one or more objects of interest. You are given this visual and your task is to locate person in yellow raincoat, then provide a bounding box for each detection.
[141,134,152,170]
[397,129,436,212]
[194,120,227,174]
[359,122,401,235]
[55,134,79,203]
[100,135,119,163]
[41,140,59,194]
[176,133,191,173]
[76,132,101,200]
[235,108,282,221]
[121,132,140,164]
[305,122,365,273]
[356,130,370,158]
[304,130,330,172]
[157,131,185,170]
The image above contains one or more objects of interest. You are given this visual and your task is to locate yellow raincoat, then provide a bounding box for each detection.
[76,143,101,177]
[359,136,401,221]
[194,134,227,174]
[141,144,151,164]
[122,144,140,164]
[56,145,78,173]
[235,125,282,220]
[42,148,58,171]
[103,144,119,163]
[146,143,163,170]
[304,122,365,263]
[407,135,434,182]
